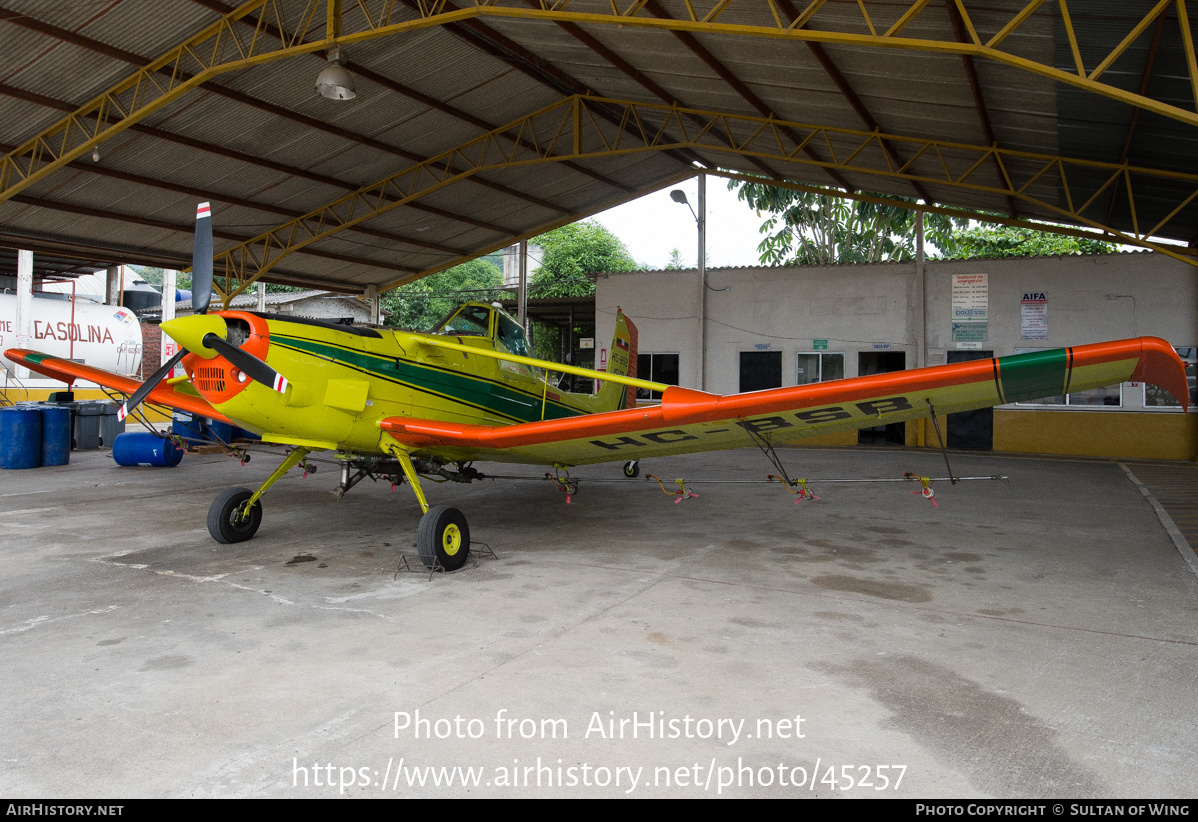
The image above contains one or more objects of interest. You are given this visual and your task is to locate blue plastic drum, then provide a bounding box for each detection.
[0,407,42,469]
[39,406,72,467]
[112,432,184,467]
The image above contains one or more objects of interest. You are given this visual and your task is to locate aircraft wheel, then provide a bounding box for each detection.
[208,487,262,544]
[417,504,470,571]
[623,460,640,479]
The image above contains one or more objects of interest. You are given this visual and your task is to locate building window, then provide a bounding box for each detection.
[796,352,845,385]
[1013,348,1122,408]
[740,351,782,392]
[637,353,679,400]
[1144,346,1196,410]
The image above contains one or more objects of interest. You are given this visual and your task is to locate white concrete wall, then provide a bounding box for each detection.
[598,252,1198,399]
[924,252,1198,356]
[596,269,703,387]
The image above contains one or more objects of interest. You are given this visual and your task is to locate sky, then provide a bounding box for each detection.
[591,176,770,270]
[592,179,1160,269]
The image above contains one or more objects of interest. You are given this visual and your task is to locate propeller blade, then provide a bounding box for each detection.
[202,333,289,394]
[118,348,188,422]
[192,202,214,315]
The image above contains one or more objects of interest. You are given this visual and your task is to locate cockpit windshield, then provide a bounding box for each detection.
[430,304,533,365]
[432,304,492,337]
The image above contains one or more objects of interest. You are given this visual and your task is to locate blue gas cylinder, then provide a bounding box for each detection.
[111,432,184,467]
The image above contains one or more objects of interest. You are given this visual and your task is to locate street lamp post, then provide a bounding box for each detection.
[671,173,708,391]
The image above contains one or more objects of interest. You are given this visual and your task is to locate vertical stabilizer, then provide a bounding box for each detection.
[596,309,639,411]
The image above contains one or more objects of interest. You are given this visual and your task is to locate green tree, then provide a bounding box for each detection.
[665,248,685,270]
[530,221,638,297]
[512,221,637,360]
[943,224,1115,259]
[131,266,192,289]
[733,182,964,264]
[381,258,504,331]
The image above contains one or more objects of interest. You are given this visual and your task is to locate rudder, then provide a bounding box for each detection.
[596,309,639,411]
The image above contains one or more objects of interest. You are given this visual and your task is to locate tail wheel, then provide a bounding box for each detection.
[417,504,470,571]
[623,460,640,479]
[208,487,262,544]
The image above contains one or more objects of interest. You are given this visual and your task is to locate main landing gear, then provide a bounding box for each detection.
[415,504,470,571]
[622,460,640,479]
[208,487,263,543]
[207,446,312,544]
[206,444,473,571]
[390,447,472,571]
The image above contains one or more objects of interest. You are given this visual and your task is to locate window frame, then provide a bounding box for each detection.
[796,351,846,386]
[636,352,680,401]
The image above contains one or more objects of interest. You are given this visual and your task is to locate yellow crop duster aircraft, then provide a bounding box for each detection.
[6,204,1190,570]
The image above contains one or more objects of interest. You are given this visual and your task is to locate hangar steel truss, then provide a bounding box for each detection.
[199,94,1198,301]
[2,0,1198,289]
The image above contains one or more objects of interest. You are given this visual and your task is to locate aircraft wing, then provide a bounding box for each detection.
[5,349,233,424]
[379,337,1188,466]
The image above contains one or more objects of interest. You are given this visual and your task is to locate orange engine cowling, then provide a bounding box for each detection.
[181,311,272,406]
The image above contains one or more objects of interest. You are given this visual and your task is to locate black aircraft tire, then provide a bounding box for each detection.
[623,460,640,479]
[417,504,470,571]
[208,487,263,544]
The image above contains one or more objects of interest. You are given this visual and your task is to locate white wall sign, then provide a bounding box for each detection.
[1021,292,1048,340]
[952,273,988,346]
[952,273,988,320]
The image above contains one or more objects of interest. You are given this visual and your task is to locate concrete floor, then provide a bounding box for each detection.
[1,443,1196,798]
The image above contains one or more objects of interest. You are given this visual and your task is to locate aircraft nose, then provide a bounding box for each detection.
[160,314,228,359]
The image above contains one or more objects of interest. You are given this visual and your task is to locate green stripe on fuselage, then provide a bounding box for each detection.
[271,334,585,423]
[997,348,1068,403]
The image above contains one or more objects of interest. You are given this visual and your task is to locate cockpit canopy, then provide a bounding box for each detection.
[432,302,530,358]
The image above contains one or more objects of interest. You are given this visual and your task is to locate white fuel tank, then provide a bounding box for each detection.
[0,293,143,377]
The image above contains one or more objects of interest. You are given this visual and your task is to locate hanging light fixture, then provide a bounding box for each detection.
[315,47,356,101]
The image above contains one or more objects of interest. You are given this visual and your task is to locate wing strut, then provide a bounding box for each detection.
[742,421,808,493]
[925,399,957,485]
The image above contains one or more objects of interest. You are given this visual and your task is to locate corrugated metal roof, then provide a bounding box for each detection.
[0,0,1195,291]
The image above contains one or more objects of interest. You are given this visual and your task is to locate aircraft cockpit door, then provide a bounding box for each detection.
[495,312,531,358]
[494,311,541,379]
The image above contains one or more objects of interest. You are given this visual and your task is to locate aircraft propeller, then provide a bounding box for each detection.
[191,201,214,315]
[117,202,288,421]
[202,333,289,393]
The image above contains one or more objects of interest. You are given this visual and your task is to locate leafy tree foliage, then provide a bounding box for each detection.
[521,221,638,361]
[131,266,191,289]
[733,182,964,264]
[374,222,634,362]
[733,181,1115,265]
[942,224,1115,258]
[381,258,504,331]
[263,283,305,294]
[530,221,638,297]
